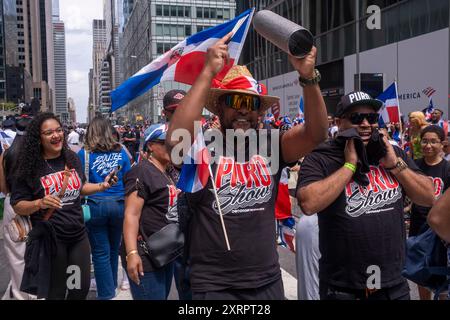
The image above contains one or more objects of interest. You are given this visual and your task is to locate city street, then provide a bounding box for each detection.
[0,224,419,300]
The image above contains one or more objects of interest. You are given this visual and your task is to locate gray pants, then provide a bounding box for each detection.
[1,196,35,300]
[295,214,320,300]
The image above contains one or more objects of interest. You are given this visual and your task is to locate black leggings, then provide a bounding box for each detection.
[47,236,91,300]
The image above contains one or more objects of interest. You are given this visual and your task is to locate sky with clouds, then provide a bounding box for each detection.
[60,0,103,123]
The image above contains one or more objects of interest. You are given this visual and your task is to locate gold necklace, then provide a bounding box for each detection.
[147,157,174,185]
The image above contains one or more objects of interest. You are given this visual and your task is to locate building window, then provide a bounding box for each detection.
[163,24,170,36]
[163,5,169,17]
[204,8,210,19]
[156,24,163,36]
[170,25,177,37]
[157,43,164,55]
[171,6,177,16]
[217,8,223,19]
[156,4,162,16]
[185,25,191,36]
[185,7,190,17]
[223,9,230,19]
[196,7,202,18]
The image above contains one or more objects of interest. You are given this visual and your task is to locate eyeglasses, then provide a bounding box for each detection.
[347,113,379,125]
[221,94,261,112]
[420,139,441,146]
[41,127,64,137]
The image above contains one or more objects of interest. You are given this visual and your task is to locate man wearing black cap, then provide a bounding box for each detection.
[297,91,435,300]
[163,89,186,122]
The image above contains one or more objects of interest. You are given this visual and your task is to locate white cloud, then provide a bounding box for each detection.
[60,0,103,123]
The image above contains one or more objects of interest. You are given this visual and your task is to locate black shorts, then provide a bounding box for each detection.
[192,278,285,300]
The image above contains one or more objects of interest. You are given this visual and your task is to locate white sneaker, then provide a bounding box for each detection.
[120,278,130,291]
[89,278,97,292]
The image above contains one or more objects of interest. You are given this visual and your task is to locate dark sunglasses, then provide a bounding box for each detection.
[221,94,261,112]
[347,113,379,125]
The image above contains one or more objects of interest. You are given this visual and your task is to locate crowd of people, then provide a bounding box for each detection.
[0,34,449,301]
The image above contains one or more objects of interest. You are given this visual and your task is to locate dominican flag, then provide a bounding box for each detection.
[177,129,211,193]
[275,168,296,253]
[110,8,255,112]
[297,96,305,124]
[423,98,434,121]
[377,82,400,127]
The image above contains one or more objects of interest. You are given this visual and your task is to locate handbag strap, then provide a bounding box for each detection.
[84,149,89,203]
[43,165,71,221]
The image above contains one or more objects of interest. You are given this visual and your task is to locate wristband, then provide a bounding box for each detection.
[344,162,356,174]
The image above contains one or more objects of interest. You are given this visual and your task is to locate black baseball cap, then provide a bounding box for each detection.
[163,89,186,111]
[335,91,383,118]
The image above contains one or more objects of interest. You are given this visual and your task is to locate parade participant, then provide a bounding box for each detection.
[123,124,180,300]
[122,125,136,156]
[78,117,132,300]
[10,113,118,300]
[430,109,448,138]
[0,116,34,300]
[409,126,450,300]
[408,111,428,160]
[166,33,328,300]
[297,92,435,300]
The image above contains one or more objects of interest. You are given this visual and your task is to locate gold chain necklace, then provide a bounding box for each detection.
[147,157,174,185]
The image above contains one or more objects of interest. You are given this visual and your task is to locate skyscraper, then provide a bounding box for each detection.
[91,19,107,118]
[53,16,68,122]
[120,0,236,122]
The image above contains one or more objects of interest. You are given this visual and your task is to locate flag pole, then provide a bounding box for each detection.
[207,165,231,251]
[394,80,403,144]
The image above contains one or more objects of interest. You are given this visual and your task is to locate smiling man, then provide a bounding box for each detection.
[297,91,435,300]
[166,33,328,300]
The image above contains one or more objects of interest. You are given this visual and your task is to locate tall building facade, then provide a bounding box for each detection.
[121,0,236,123]
[1,0,32,110]
[53,20,67,122]
[237,0,450,118]
[12,0,55,113]
[67,97,76,123]
[91,19,107,120]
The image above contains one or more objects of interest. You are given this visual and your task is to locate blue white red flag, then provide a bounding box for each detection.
[110,8,255,112]
[423,98,434,121]
[177,129,211,193]
[377,82,400,127]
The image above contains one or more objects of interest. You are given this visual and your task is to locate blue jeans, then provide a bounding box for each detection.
[127,262,174,300]
[86,196,124,300]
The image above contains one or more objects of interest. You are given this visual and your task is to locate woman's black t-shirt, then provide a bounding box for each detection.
[123,160,179,272]
[10,154,86,242]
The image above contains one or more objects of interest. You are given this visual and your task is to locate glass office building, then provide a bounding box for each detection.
[237,0,449,117]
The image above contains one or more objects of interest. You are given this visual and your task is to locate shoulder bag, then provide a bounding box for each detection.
[139,223,184,269]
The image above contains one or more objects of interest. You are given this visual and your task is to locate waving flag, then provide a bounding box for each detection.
[377,82,400,127]
[423,98,434,121]
[111,8,255,112]
[177,129,211,193]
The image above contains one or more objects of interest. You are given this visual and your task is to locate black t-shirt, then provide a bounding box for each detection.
[122,131,136,151]
[186,129,288,292]
[123,160,179,272]
[10,154,86,242]
[410,159,450,233]
[297,144,420,289]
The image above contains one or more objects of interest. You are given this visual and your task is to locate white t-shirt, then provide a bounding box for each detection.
[67,131,80,145]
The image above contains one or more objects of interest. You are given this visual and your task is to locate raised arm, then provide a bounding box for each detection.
[166,33,232,153]
[428,188,450,243]
[281,47,328,163]
[298,140,357,215]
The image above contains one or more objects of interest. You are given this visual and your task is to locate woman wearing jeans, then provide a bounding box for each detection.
[78,117,131,300]
[11,113,117,300]
[123,124,180,300]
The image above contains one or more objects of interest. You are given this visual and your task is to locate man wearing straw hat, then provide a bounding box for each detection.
[166,33,328,300]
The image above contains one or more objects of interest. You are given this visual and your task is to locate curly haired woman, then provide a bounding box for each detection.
[10,113,118,300]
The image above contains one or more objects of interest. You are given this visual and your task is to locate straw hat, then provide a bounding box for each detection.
[205,65,279,115]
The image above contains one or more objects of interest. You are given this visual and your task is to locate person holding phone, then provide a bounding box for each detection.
[78,117,132,300]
